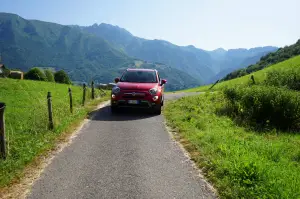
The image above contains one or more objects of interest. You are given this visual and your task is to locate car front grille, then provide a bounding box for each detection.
[122,92,147,99]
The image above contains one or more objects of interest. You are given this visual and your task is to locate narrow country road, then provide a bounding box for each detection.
[27,92,216,199]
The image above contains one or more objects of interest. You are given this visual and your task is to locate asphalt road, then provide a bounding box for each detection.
[27,92,216,199]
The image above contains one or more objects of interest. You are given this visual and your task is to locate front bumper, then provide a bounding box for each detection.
[111,99,158,108]
[111,90,161,108]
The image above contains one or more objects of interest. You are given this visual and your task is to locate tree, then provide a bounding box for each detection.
[0,67,10,78]
[24,68,47,81]
[54,70,71,84]
[44,69,55,82]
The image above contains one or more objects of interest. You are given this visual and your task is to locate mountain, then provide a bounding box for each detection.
[0,13,131,79]
[222,39,300,81]
[117,60,202,91]
[83,24,214,82]
[0,12,278,90]
[0,13,201,91]
[207,46,278,83]
[82,24,277,83]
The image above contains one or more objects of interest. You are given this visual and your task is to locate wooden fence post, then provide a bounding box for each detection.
[91,81,95,99]
[47,92,54,130]
[82,83,86,106]
[68,88,73,113]
[210,80,220,90]
[0,102,6,160]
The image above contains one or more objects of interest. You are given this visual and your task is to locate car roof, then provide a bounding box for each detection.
[126,68,157,72]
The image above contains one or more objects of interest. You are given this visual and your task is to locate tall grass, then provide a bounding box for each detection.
[165,93,300,198]
[0,78,109,187]
[223,86,300,131]
[265,68,300,91]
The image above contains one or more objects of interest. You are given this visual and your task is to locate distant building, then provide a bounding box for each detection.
[0,64,24,79]
[9,71,24,80]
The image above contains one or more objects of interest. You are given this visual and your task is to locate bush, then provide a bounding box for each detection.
[24,68,47,81]
[54,70,71,84]
[223,87,240,104]
[44,69,55,82]
[265,69,300,91]
[223,86,300,131]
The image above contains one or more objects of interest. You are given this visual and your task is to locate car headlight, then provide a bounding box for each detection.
[112,86,120,94]
[149,87,158,95]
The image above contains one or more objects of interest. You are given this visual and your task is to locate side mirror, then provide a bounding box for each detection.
[114,77,120,83]
[161,79,167,85]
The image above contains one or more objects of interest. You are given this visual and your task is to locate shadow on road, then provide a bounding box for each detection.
[87,106,156,121]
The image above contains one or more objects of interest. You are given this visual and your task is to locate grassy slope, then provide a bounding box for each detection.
[0,78,109,187]
[165,93,300,199]
[184,55,300,92]
[165,56,300,198]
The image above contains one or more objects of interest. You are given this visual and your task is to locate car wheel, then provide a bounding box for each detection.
[160,95,164,106]
[111,106,118,113]
[153,104,162,115]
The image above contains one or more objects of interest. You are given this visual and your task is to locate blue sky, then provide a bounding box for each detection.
[1,0,299,50]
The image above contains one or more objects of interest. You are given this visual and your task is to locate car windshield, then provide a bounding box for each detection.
[120,70,157,83]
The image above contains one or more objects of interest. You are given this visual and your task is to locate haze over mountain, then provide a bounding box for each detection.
[223,39,300,81]
[0,12,278,90]
[82,23,277,83]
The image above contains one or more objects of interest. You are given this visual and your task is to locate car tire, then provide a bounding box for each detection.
[153,104,162,115]
[111,106,118,114]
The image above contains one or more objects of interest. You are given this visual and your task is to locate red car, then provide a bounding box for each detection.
[111,68,167,114]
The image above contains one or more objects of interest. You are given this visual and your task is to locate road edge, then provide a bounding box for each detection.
[163,118,219,198]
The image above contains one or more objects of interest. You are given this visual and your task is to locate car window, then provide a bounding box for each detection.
[120,71,158,83]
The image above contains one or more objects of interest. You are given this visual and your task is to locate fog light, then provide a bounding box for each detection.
[153,96,159,101]
[112,94,116,99]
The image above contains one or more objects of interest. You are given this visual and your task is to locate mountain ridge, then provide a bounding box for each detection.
[0,12,202,91]
[81,23,277,83]
[0,12,278,89]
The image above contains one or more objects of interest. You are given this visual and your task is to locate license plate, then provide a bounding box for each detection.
[128,100,139,104]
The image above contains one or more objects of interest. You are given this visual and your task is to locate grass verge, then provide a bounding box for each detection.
[164,92,300,198]
[0,78,109,188]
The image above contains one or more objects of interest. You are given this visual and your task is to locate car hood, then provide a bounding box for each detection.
[117,82,158,90]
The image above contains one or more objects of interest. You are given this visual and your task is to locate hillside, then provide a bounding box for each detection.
[0,13,133,81]
[0,13,200,91]
[118,60,202,91]
[83,24,214,82]
[89,59,202,91]
[207,47,277,83]
[165,56,300,198]
[82,23,277,83]
[223,39,300,81]
[0,78,109,187]
[185,55,300,92]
